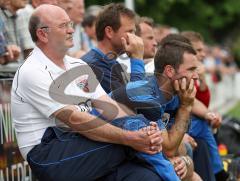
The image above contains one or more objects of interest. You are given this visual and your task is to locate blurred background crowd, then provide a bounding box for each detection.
[1,0,239,111]
[0,0,239,92]
[1,0,239,74]
[0,0,240,180]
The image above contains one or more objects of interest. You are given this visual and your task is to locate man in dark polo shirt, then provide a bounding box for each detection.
[81,3,145,93]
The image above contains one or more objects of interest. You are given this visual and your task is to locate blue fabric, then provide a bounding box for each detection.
[130,58,145,81]
[27,127,127,181]
[81,48,145,93]
[111,115,179,181]
[123,76,178,125]
[193,138,216,181]
[111,75,223,174]
[188,116,223,174]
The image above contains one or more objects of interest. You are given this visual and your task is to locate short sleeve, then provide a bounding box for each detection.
[17,68,66,118]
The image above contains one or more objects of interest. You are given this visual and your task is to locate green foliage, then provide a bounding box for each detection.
[85,0,240,44]
[227,102,240,119]
[134,0,240,43]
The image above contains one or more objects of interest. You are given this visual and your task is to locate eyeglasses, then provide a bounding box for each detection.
[40,21,74,30]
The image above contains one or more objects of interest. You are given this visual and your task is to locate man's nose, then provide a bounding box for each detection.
[201,51,206,60]
[67,26,75,34]
[153,39,157,47]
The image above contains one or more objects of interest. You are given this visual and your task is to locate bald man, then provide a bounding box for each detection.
[11,5,162,181]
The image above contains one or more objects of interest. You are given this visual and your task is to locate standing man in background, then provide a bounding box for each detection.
[67,0,89,58]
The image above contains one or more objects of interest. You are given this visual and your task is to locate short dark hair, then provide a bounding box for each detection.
[181,31,204,43]
[95,3,136,41]
[135,16,154,36]
[154,34,196,74]
[29,14,43,42]
[82,14,96,28]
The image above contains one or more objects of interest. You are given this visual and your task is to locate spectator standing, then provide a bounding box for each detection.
[67,0,89,58]
[0,0,29,61]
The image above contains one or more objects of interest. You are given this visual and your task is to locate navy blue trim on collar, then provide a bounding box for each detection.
[92,47,118,62]
[151,75,176,105]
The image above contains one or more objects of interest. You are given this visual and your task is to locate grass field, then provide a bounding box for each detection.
[226,101,240,119]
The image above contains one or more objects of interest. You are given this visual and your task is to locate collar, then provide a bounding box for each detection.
[1,9,16,19]
[33,46,67,74]
[92,47,118,62]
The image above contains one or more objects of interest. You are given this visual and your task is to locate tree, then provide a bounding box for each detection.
[85,0,240,63]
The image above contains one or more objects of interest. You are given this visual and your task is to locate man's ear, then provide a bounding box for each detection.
[36,29,48,43]
[163,65,175,78]
[104,26,114,39]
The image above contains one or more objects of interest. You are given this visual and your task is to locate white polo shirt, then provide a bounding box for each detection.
[11,46,106,159]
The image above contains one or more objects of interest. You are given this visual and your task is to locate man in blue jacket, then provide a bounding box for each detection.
[111,34,226,181]
[81,3,145,93]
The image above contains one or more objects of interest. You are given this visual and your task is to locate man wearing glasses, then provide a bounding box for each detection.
[11,4,163,181]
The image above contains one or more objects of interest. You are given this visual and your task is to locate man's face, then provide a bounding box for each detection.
[111,15,135,54]
[58,0,73,14]
[191,40,206,62]
[44,9,74,52]
[139,22,157,59]
[172,52,199,84]
[68,0,84,24]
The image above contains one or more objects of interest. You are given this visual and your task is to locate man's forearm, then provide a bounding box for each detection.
[93,94,135,121]
[54,106,163,154]
[198,75,208,91]
[163,105,191,157]
[55,106,127,144]
[192,98,208,118]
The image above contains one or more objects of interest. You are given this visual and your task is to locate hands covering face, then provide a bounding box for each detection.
[174,78,196,109]
[121,33,144,60]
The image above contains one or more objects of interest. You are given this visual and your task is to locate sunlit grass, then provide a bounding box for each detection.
[226,102,240,119]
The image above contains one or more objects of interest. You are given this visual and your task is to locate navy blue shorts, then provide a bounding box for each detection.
[27,127,161,181]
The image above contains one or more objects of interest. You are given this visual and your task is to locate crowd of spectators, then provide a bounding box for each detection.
[0,0,237,69]
[0,0,237,78]
[0,0,239,181]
